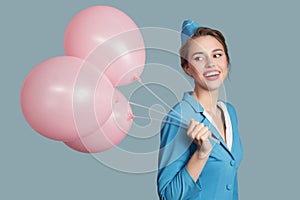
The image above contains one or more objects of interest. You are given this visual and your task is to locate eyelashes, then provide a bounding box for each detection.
[193,53,223,62]
[214,53,222,58]
[194,56,205,61]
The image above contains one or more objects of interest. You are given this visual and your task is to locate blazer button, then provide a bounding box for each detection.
[226,184,232,191]
[230,160,235,167]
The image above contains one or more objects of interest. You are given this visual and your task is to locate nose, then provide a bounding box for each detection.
[205,56,215,68]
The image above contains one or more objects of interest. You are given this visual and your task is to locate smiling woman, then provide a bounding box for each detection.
[157,20,243,200]
[183,34,228,92]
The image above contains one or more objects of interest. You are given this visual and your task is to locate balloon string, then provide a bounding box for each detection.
[129,101,167,116]
[133,79,220,144]
[133,115,189,129]
[136,79,185,120]
[129,101,187,124]
[133,115,220,144]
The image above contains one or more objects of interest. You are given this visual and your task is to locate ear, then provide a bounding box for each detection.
[183,64,193,77]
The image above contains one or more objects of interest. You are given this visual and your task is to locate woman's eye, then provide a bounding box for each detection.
[214,53,222,58]
[194,56,205,61]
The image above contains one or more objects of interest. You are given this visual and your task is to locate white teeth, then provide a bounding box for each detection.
[205,71,220,77]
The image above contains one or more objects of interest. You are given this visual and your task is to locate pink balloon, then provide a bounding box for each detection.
[73,62,114,130]
[86,30,145,86]
[20,56,114,141]
[64,89,133,153]
[64,6,145,86]
[94,74,114,125]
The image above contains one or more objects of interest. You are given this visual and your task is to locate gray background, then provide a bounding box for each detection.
[1,0,300,199]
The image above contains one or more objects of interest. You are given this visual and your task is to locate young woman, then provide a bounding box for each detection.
[157,20,243,200]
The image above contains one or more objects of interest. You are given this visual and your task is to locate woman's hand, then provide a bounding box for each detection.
[187,118,213,158]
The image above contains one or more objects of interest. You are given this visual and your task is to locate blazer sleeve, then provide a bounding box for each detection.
[157,114,201,199]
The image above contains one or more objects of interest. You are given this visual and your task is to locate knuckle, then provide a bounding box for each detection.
[187,131,194,138]
[187,131,191,137]
[208,131,212,136]
[196,133,201,141]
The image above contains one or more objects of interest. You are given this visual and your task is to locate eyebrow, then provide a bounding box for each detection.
[191,49,224,57]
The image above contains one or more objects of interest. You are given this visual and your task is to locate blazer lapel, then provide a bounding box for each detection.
[200,116,236,160]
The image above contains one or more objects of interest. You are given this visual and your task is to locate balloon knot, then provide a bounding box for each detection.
[128,112,134,120]
[133,74,141,81]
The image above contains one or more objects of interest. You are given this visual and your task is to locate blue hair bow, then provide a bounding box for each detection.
[181,19,201,46]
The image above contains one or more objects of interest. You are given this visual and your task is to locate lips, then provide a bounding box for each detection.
[203,70,221,81]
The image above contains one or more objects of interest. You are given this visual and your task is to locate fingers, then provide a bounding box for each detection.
[191,123,205,139]
[197,131,213,158]
[187,118,211,142]
[195,126,209,141]
[187,118,213,158]
[187,118,204,139]
[186,118,198,137]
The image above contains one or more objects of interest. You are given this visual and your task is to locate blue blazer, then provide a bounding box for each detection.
[157,92,243,200]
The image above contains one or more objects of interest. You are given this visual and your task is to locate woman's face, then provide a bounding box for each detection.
[184,35,228,91]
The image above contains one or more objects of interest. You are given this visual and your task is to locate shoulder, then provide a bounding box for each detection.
[173,99,199,118]
[160,101,192,147]
[164,100,195,120]
[160,99,197,135]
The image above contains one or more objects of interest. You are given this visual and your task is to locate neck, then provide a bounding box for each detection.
[192,87,219,115]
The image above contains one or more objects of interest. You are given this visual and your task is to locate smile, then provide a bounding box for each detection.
[203,70,221,81]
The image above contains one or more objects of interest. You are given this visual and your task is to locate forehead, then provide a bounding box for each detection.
[188,35,224,53]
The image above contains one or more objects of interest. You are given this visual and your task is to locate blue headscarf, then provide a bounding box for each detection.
[180,19,201,46]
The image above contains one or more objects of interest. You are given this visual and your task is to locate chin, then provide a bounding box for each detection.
[195,80,224,92]
[207,86,222,92]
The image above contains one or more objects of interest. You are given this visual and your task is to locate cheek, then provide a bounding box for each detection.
[190,64,205,74]
[222,65,229,79]
[191,66,200,74]
[187,65,197,75]
[216,57,228,68]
